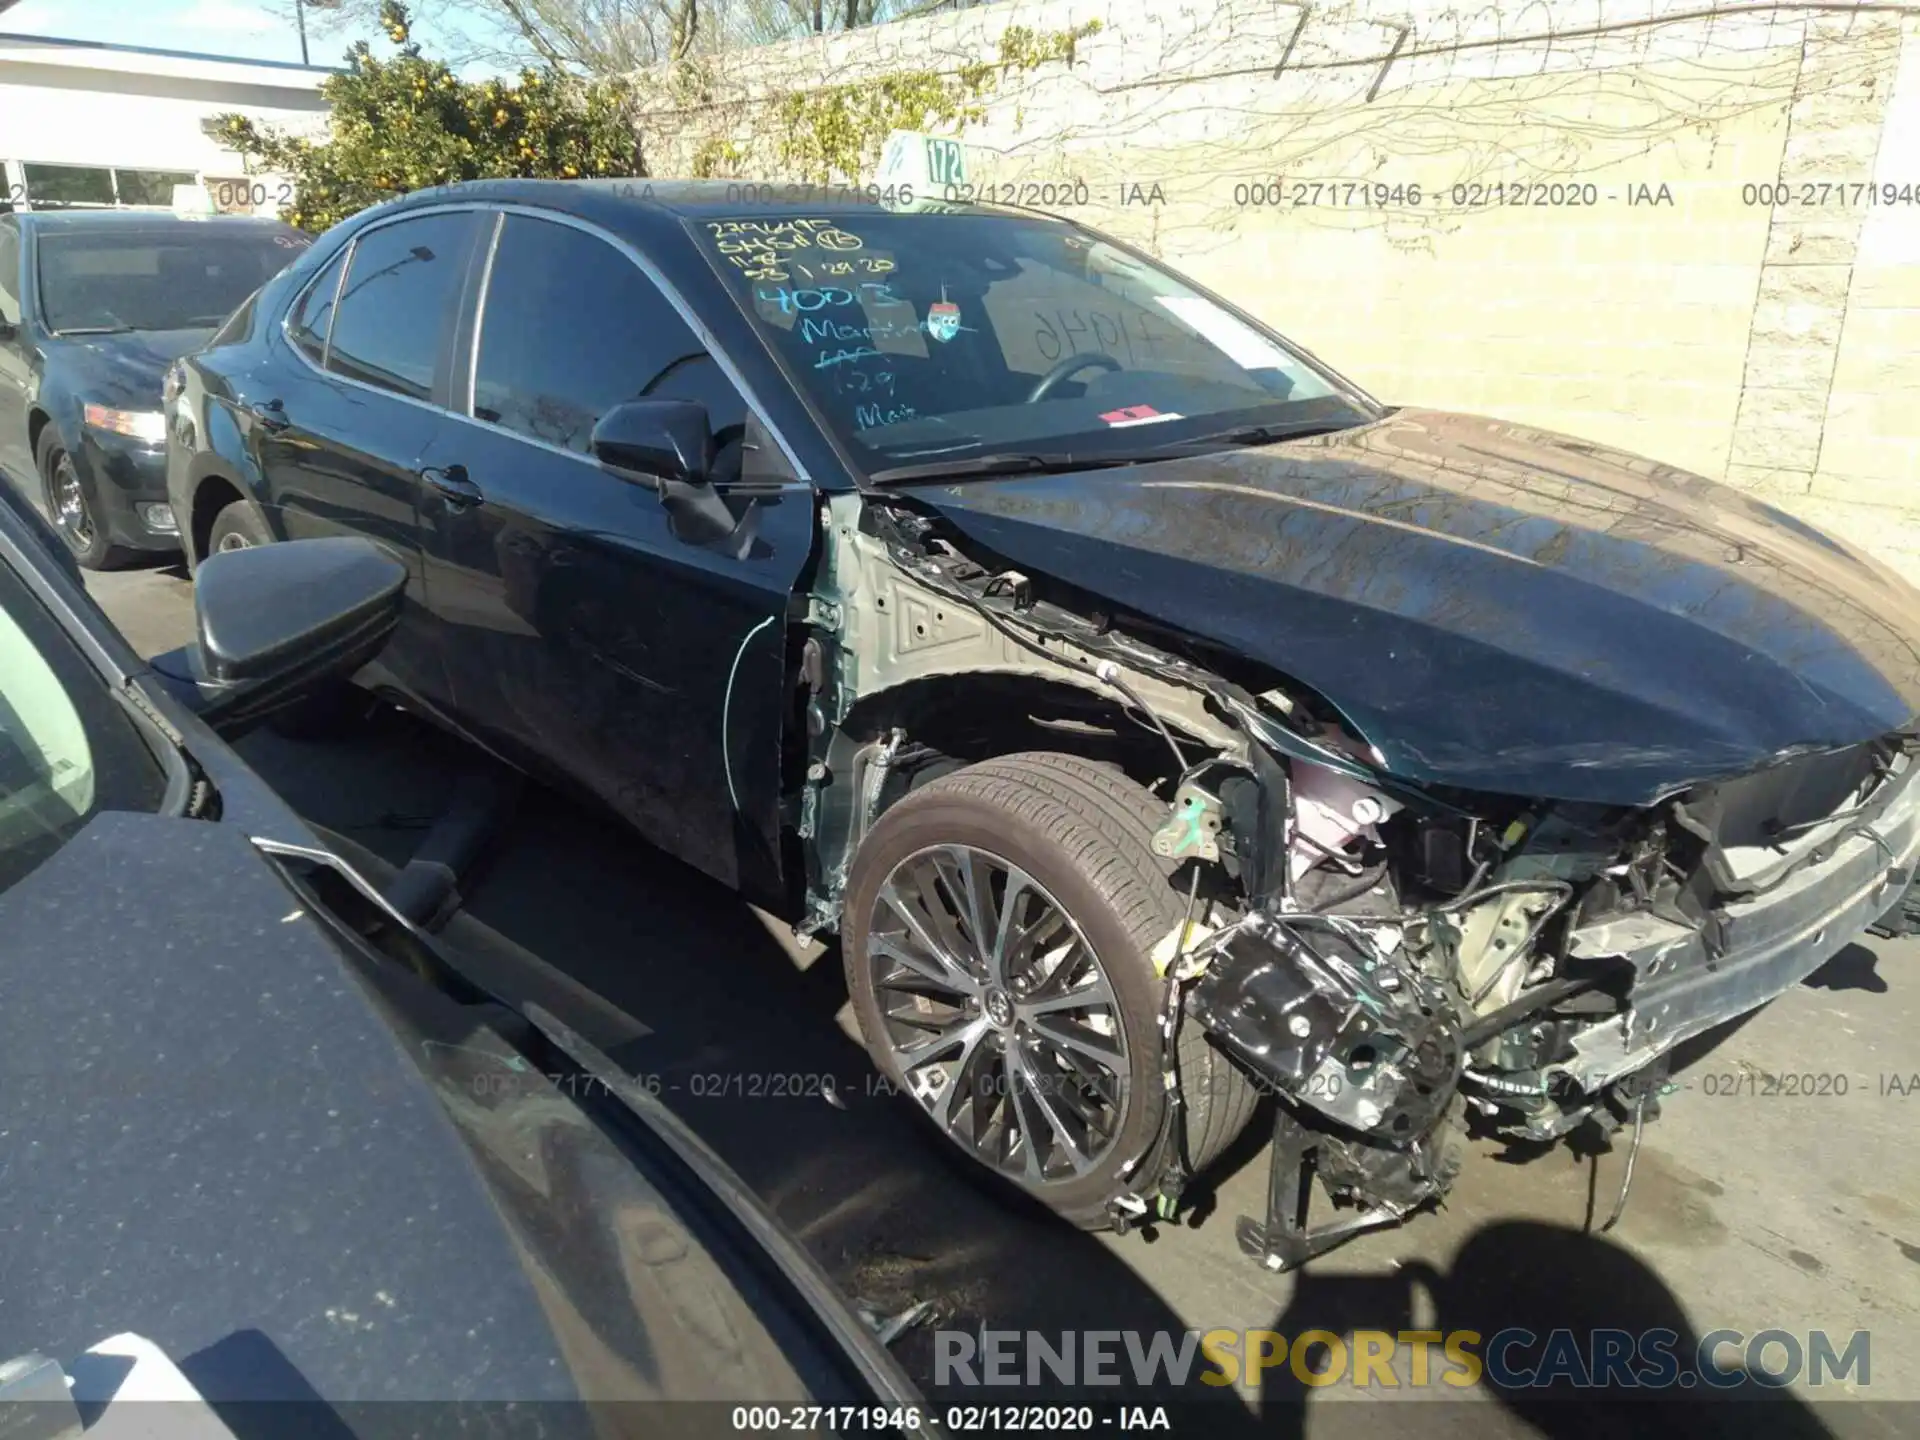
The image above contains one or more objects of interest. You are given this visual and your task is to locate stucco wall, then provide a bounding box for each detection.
[638,0,1920,574]
[0,41,330,213]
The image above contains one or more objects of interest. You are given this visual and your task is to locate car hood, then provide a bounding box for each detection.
[911,408,1920,805]
[47,327,213,410]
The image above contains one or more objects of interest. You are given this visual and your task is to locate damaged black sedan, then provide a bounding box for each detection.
[166,180,1920,1269]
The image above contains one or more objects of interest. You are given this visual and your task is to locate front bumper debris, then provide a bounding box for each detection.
[1556,750,1920,1090]
[1182,746,1920,1272]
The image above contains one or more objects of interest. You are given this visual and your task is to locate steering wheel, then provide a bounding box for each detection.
[1025,351,1123,403]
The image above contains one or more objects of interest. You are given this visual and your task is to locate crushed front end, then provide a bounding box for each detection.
[1167,725,1920,1269]
[803,499,1920,1271]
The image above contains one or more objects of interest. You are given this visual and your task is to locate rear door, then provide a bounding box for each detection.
[257,207,483,710]
[415,209,816,907]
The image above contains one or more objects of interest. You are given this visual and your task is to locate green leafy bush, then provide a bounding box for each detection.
[210,2,639,233]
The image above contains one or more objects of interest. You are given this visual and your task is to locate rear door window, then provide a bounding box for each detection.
[325,211,476,402]
[288,245,348,362]
[472,213,744,458]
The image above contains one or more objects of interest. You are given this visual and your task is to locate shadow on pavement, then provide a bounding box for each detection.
[1804,943,1889,994]
[1263,1219,1833,1437]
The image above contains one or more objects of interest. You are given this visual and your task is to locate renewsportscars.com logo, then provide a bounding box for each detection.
[935,1327,1871,1391]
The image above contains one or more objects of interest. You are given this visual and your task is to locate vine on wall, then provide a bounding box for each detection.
[767,21,1102,184]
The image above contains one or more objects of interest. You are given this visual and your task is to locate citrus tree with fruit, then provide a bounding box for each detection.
[209,2,639,233]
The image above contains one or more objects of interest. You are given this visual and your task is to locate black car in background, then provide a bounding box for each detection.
[165,179,1920,1269]
[0,210,308,568]
[0,476,931,1431]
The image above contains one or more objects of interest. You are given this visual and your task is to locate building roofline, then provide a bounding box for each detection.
[0,30,344,75]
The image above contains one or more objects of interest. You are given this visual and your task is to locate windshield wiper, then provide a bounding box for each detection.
[867,451,1160,485]
[866,419,1369,485]
[52,324,134,336]
[1151,420,1356,451]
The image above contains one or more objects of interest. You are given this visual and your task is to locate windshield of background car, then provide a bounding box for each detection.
[36,228,310,334]
[691,209,1377,471]
[0,555,166,898]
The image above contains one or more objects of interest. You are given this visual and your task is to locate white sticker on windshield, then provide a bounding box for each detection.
[1153,296,1294,370]
[1100,405,1184,427]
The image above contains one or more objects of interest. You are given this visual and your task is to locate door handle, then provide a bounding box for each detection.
[246,397,290,432]
[420,463,484,508]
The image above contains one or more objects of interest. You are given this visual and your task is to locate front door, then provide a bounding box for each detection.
[255,209,483,712]
[416,211,816,907]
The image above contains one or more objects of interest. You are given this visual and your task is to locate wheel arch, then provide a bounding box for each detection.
[184,464,256,570]
[797,665,1238,934]
[836,669,1222,798]
[26,405,55,468]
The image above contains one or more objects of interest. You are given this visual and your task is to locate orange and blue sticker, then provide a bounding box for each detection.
[927,300,962,342]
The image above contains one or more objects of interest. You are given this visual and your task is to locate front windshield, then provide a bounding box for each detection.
[691,209,1378,472]
[0,554,166,896]
[36,228,310,334]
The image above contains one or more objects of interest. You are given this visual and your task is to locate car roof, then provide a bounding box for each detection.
[362,175,1048,236]
[12,210,301,235]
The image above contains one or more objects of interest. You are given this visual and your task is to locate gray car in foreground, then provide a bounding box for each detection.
[0,480,932,1432]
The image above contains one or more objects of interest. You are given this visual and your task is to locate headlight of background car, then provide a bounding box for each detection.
[83,404,168,445]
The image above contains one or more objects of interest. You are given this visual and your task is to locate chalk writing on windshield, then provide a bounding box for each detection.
[815,347,884,369]
[744,274,938,434]
[1033,307,1162,364]
[798,316,921,344]
[856,402,918,429]
[705,218,868,282]
[755,281,906,314]
[793,256,895,281]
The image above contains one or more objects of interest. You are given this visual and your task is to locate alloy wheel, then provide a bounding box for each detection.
[49,452,93,553]
[864,844,1133,1186]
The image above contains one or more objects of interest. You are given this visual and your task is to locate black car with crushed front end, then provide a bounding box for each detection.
[165,179,1920,1270]
[0,210,309,568]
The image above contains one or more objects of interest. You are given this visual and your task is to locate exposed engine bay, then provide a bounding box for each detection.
[794,493,1920,1269]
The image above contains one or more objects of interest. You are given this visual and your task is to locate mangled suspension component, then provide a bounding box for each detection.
[1188,913,1461,1139]
[1184,906,1468,1268]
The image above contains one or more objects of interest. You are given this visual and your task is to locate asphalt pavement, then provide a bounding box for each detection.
[85,561,1920,1437]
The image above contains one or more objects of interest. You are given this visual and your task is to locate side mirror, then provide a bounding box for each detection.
[592,398,742,546]
[147,537,404,736]
[591,399,714,486]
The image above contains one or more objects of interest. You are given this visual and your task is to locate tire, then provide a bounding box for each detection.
[204,497,274,558]
[37,427,132,571]
[204,498,368,740]
[842,750,1258,1229]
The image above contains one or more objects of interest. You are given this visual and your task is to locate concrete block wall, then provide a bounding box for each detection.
[639,1,1920,576]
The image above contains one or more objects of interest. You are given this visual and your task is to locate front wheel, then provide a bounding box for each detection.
[38,428,131,571]
[841,751,1257,1228]
[204,497,275,557]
